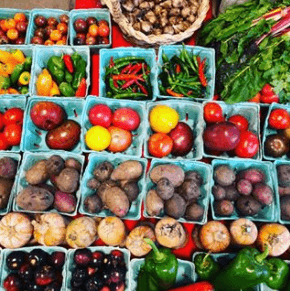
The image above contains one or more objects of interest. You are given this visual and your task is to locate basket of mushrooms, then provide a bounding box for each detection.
[101,0,210,46]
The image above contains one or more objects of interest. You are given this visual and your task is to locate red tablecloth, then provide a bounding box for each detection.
[74,0,213,260]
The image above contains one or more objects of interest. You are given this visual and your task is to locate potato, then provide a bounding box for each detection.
[84,195,103,214]
[94,162,114,182]
[281,196,290,220]
[87,178,101,190]
[111,161,143,181]
[25,160,49,185]
[277,165,290,187]
[214,165,235,187]
[65,158,82,172]
[0,178,14,209]
[179,180,201,202]
[214,200,234,216]
[0,157,17,179]
[53,191,77,213]
[156,178,174,200]
[184,170,203,186]
[164,193,186,219]
[184,203,204,221]
[238,168,265,184]
[16,186,54,211]
[46,155,64,176]
[212,185,226,201]
[279,186,290,196]
[236,196,261,216]
[121,181,139,202]
[146,189,164,216]
[237,179,252,196]
[252,183,273,206]
[97,180,118,203]
[150,164,185,187]
[55,168,80,193]
[225,186,240,201]
[104,187,130,218]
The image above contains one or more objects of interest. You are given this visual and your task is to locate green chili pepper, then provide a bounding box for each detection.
[112,92,147,99]
[162,53,169,63]
[211,247,270,291]
[194,253,220,281]
[20,86,29,94]
[23,56,32,71]
[48,56,65,71]
[65,70,73,83]
[71,52,81,68]
[10,63,24,84]
[0,76,11,90]
[114,56,145,64]
[72,58,86,90]
[109,79,122,94]
[265,258,289,290]
[183,48,197,73]
[59,82,75,97]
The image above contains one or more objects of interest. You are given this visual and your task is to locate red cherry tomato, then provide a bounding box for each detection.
[108,126,132,153]
[88,104,112,128]
[148,133,173,158]
[0,133,9,150]
[3,124,22,146]
[269,108,290,129]
[203,102,224,123]
[112,108,140,131]
[228,114,249,132]
[234,130,259,158]
[3,108,24,126]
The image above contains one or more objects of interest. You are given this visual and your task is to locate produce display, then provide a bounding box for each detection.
[0,49,32,95]
[3,248,66,291]
[105,56,152,99]
[0,13,28,45]
[36,52,87,97]
[73,17,110,45]
[159,47,208,98]
[85,103,141,153]
[31,14,69,45]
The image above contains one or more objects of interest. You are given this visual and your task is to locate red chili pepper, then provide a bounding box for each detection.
[122,79,135,89]
[167,282,215,291]
[129,63,143,74]
[166,88,184,97]
[187,90,193,95]
[113,80,119,88]
[136,80,148,95]
[175,64,181,74]
[112,74,144,81]
[109,56,114,68]
[75,78,86,97]
[197,57,207,87]
[63,55,74,73]
[121,63,132,74]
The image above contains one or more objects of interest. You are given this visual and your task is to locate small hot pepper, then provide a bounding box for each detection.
[265,258,289,290]
[211,247,270,291]
[71,52,82,68]
[166,88,184,97]
[47,56,65,71]
[194,253,220,281]
[18,72,30,86]
[167,281,215,291]
[23,56,32,71]
[142,238,178,290]
[197,56,207,87]
[63,54,74,73]
[10,63,24,84]
[65,70,73,84]
[75,78,86,97]
[59,82,75,97]
[72,58,86,90]
[11,49,26,63]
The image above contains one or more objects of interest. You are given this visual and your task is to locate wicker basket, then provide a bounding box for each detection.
[101,0,210,47]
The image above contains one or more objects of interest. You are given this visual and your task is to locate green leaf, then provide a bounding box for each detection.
[220,42,228,57]
[226,51,239,63]
[259,60,272,71]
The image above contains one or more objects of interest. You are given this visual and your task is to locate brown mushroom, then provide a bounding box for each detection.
[161,0,172,9]
[169,8,181,16]
[188,14,196,23]
[169,16,178,25]
[139,1,151,9]
[141,21,153,34]
[160,10,168,27]
[145,10,157,24]
[172,0,186,8]
[122,0,135,12]
[133,22,141,31]
[190,5,198,14]
[154,5,163,15]
[181,7,191,18]
[148,1,155,8]
[163,26,175,34]
[152,28,163,35]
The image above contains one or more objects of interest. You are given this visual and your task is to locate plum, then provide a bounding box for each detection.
[252,183,273,206]
[212,185,226,201]
[237,179,252,196]
[214,200,234,216]
[214,165,235,187]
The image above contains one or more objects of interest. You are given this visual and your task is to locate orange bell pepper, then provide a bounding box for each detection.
[49,81,60,96]
[36,69,53,96]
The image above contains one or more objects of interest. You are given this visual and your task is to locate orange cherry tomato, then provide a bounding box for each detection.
[44,39,54,46]
[56,40,66,45]
[57,23,68,34]
[50,30,62,41]
[0,20,9,32]
[6,19,16,29]
[98,24,110,37]
[61,35,67,42]
[14,13,27,23]
[88,24,98,37]
[7,28,19,40]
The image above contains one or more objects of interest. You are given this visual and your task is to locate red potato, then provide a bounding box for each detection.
[252,183,274,206]
[279,186,290,196]
[237,168,265,184]
[53,191,77,213]
[237,179,252,196]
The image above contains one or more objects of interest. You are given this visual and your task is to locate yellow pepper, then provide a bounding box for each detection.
[7,88,20,94]
[0,63,16,75]
[0,50,18,66]
[11,50,25,63]
[36,69,53,96]
[49,81,60,96]
[18,71,30,85]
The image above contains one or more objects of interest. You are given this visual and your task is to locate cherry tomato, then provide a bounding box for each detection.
[0,133,9,150]
[203,102,224,123]
[4,124,22,146]
[3,108,24,126]
[112,108,140,131]
[228,114,249,132]
[89,104,112,128]
[50,30,62,41]
[98,24,110,37]
[88,24,98,37]
[7,28,19,40]
[148,133,173,158]
[57,23,68,34]
[108,126,132,153]
[269,108,290,130]
[249,92,261,103]
[234,130,259,158]
[14,13,27,23]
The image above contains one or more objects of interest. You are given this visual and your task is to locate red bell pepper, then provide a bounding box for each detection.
[75,78,86,97]
[167,281,215,291]
[63,55,74,73]
[166,88,184,97]
[197,56,208,87]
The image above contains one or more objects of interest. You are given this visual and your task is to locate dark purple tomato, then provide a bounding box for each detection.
[16,21,28,33]
[86,17,97,26]
[34,28,45,38]
[47,17,58,27]
[74,18,88,33]
[31,36,44,44]
[98,37,110,44]
[34,15,47,27]
[59,14,69,24]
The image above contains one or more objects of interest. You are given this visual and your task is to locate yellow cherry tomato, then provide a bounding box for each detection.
[149,105,179,133]
[85,125,111,151]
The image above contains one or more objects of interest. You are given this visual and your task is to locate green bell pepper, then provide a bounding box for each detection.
[0,76,11,89]
[47,56,64,71]
[194,253,220,281]
[137,268,159,291]
[71,52,82,68]
[10,63,24,84]
[211,247,270,291]
[72,58,86,90]
[23,56,32,71]
[59,82,75,97]
[266,258,289,290]
[20,86,29,94]
[142,239,178,290]
[65,70,73,84]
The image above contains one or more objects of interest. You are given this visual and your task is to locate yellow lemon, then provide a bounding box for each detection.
[85,125,111,151]
[149,105,179,133]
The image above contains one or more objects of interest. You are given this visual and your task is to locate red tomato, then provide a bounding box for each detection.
[203,102,224,123]
[108,126,132,153]
[98,24,110,37]
[148,133,173,158]
[3,108,24,126]
[249,92,261,103]
[4,124,22,146]
[0,133,9,150]
[88,104,112,128]
[262,84,274,96]
[260,93,279,104]
[269,108,290,129]
[234,130,259,158]
[112,108,140,131]
[228,114,249,132]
